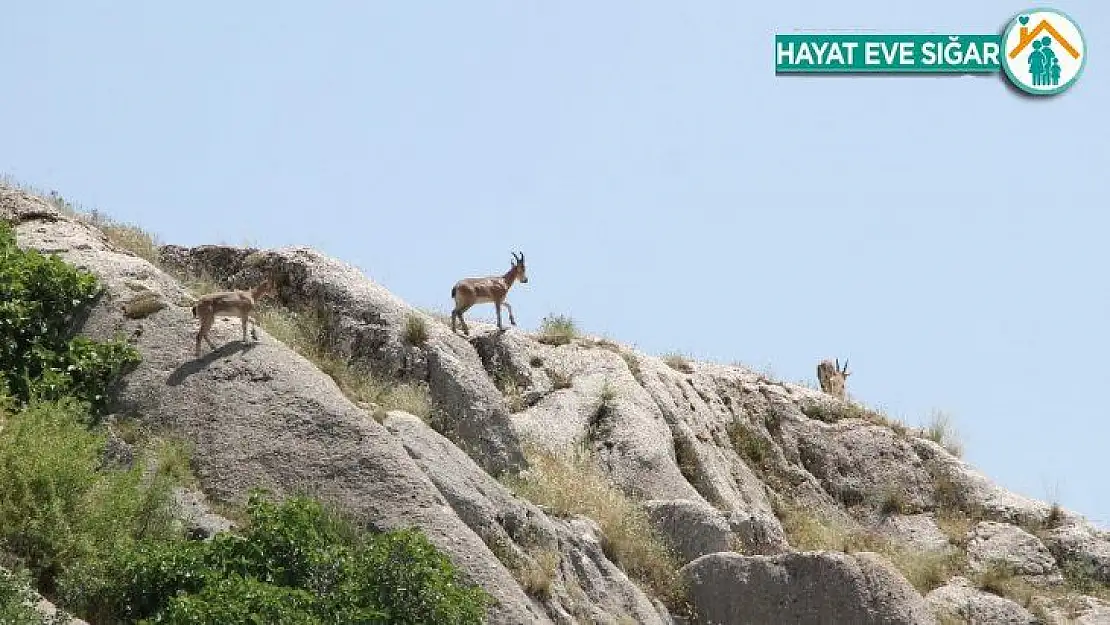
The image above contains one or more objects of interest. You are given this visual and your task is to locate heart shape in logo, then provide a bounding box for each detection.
[1019,15,1030,25]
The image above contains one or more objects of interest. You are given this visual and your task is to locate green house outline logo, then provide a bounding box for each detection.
[1001,7,1087,95]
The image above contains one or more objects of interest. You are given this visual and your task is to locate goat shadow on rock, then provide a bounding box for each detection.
[166,341,257,386]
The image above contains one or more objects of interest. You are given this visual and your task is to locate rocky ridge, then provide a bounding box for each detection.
[5,181,1110,624]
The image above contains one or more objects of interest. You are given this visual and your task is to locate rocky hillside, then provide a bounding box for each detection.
[5,181,1110,624]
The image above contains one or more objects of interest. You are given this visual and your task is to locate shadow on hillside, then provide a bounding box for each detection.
[166,341,256,386]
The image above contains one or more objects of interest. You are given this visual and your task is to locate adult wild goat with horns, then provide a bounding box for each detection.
[450,252,528,336]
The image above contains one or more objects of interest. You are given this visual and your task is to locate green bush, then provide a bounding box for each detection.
[1,567,57,624]
[0,222,140,412]
[69,493,491,625]
[0,399,178,595]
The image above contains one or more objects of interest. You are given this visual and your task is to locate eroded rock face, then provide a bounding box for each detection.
[383,411,670,625]
[10,181,1110,624]
[680,551,936,625]
[158,243,527,478]
[10,201,545,625]
[967,521,1059,578]
[878,514,952,552]
[925,576,1038,625]
[644,499,734,564]
[1042,521,1110,585]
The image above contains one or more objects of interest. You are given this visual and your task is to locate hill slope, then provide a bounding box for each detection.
[5,182,1110,624]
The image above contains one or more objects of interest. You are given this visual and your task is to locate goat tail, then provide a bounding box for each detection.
[191,305,197,318]
[450,286,457,299]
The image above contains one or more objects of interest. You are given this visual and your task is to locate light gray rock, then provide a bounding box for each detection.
[680,551,936,625]
[507,340,704,505]
[173,487,235,541]
[727,509,791,556]
[644,499,734,564]
[879,514,952,552]
[9,198,545,625]
[383,411,671,625]
[1032,594,1110,625]
[788,418,936,513]
[1042,521,1110,584]
[920,440,1056,528]
[967,521,1059,577]
[925,576,1038,624]
[158,243,527,477]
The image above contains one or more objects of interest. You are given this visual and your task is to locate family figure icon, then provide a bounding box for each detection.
[1027,37,1061,86]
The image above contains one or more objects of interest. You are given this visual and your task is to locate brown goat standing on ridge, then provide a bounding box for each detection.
[450,252,528,336]
[191,277,275,357]
[817,358,850,399]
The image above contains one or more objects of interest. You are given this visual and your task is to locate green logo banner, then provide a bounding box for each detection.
[775,34,1003,73]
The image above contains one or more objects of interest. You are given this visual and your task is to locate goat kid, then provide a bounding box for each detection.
[192,278,275,357]
[450,252,528,336]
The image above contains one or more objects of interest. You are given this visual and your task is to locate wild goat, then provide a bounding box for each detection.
[816,358,851,399]
[191,277,275,357]
[450,252,528,336]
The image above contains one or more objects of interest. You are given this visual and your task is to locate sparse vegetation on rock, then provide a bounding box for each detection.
[6,181,1110,625]
[537,313,577,346]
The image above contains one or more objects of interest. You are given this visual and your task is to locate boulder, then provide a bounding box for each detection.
[1041,520,1110,584]
[680,551,936,625]
[966,521,1059,578]
[173,487,235,541]
[878,514,952,552]
[925,576,1038,624]
[644,499,734,564]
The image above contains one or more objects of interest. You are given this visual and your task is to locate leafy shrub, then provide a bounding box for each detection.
[537,314,577,346]
[0,222,140,412]
[0,399,179,595]
[68,493,490,624]
[1,567,57,624]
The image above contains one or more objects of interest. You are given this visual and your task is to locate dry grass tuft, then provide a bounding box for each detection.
[495,373,528,413]
[518,549,561,599]
[538,314,577,346]
[662,353,693,374]
[776,503,964,594]
[256,306,433,420]
[504,445,684,606]
[402,314,429,346]
[547,369,573,390]
[923,410,964,457]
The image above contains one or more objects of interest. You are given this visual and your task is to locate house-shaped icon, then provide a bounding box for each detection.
[1009,18,1081,59]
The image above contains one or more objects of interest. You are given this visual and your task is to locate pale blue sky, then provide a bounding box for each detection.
[3,2,1108,527]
